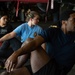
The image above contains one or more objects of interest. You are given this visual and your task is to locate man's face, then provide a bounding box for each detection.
[67,13,75,32]
[0,16,8,25]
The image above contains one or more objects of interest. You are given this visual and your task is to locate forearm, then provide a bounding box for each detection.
[5,36,44,72]
[0,34,11,42]
[14,40,36,57]
[12,36,44,58]
[0,32,15,42]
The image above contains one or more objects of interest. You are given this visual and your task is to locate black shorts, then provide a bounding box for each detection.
[33,59,66,75]
[25,65,33,75]
[26,59,66,75]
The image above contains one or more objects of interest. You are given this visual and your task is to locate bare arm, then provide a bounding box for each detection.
[5,35,45,72]
[0,31,16,42]
[16,38,46,68]
[15,35,45,56]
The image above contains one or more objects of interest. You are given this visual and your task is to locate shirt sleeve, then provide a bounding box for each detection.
[37,27,43,34]
[38,28,56,42]
[13,24,23,36]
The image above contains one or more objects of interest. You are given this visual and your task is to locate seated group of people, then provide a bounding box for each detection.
[0,9,75,75]
[0,9,43,67]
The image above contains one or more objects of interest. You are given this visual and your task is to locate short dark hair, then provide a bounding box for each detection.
[0,11,8,19]
[60,9,75,21]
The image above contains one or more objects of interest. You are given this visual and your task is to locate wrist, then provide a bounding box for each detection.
[12,51,19,58]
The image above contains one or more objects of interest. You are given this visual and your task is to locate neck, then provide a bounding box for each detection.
[28,21,32,26]
[28,21,34,27]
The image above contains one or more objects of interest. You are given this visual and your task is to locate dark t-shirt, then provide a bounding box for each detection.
[39,27,75,72]
[0,24,13,38]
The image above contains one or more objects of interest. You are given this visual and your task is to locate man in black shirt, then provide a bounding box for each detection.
[0,11,21,68]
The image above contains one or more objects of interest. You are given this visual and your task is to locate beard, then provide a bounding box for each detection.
[67,31,75,35]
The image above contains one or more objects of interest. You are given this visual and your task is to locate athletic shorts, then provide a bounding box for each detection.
[33,59,66,75]
[26,59,67,75]
[25,65,33,75]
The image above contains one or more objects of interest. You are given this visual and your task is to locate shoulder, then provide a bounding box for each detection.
[17,23,28,28]
[35,25,42,29]
[39,25,60,40]
[43,25,61,36]
[20,23,27,26]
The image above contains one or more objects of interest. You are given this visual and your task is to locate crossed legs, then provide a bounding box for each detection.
[0,38,50,75]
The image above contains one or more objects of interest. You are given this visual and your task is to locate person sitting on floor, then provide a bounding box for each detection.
[0,11,22,69]
[0,10,44,69]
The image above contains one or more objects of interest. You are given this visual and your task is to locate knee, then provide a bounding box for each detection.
[25,38,33,43]
[21,38,33,47]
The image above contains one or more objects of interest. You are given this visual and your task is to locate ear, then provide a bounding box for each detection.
[61,20,67,33]
[62,20,67,26]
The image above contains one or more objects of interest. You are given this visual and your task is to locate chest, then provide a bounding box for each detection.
[50,33,75,53]
[0,27,8,34]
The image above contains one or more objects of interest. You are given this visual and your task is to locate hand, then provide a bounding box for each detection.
[5,53,18,72]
